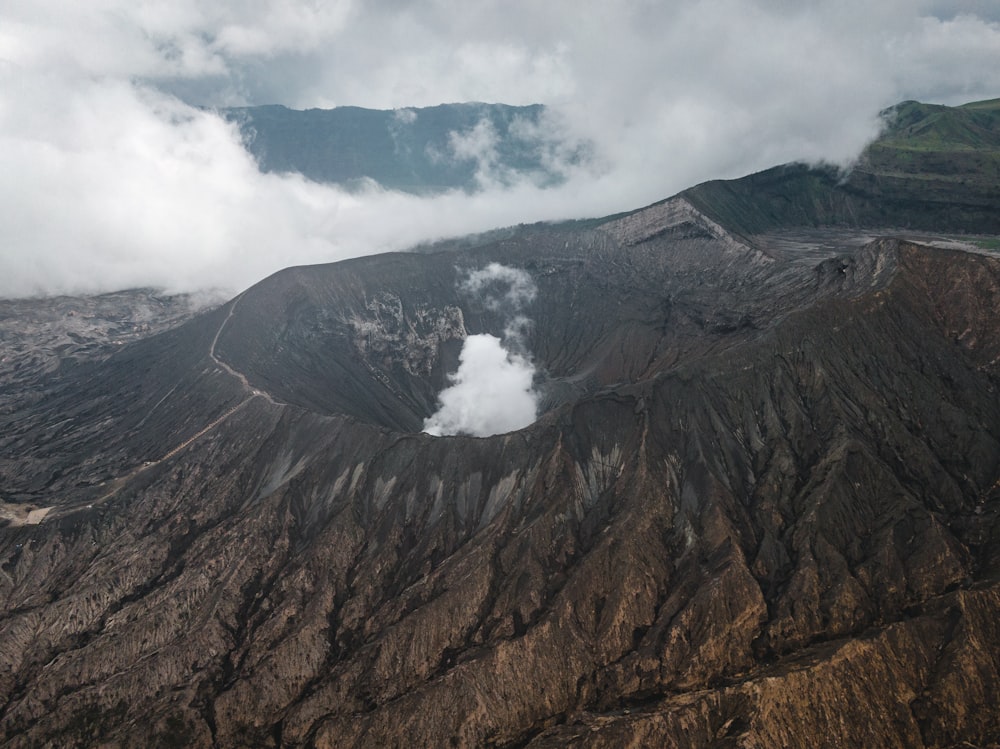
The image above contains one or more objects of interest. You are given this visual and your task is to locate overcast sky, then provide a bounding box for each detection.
[1,0,999,298]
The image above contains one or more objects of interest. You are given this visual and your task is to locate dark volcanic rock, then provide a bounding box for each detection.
[2,201,1000,745]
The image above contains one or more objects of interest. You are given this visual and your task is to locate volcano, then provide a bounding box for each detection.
[1,99,1000,748]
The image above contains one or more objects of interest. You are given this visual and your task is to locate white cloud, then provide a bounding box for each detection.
[448,119,504,187]
[888,13,1000,103]
[0,0,999,298]
[393,108,417,125]
[422,334,538,437]
[460,263,538,311]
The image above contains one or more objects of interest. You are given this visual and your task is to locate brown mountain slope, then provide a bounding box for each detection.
[1,194,999,747]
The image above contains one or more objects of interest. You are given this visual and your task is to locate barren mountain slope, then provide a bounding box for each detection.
[1,193,999,746]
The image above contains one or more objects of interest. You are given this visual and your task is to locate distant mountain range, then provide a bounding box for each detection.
[223,102,578,193]
[2,99,1000,747]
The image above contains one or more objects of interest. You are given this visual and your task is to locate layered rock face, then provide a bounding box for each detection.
[1,200,999,747]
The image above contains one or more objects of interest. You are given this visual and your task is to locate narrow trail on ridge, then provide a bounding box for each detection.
[40,295,290,521]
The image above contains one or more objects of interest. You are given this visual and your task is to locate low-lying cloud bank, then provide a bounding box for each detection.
[2,1,1000,298]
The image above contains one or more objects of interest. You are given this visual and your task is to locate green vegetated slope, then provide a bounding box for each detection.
[682,98,1000,235]
[223,102,573,193]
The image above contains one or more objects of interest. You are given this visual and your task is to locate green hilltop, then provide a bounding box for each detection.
[878,98,1000,151]
[682,98,1000,235]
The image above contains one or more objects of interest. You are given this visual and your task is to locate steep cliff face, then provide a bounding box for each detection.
[1,197,999,747]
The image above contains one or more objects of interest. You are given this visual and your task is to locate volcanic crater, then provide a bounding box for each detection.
[2,140,1000,746]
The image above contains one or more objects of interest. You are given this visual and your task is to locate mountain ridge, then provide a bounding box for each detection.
[680,99,1000,237]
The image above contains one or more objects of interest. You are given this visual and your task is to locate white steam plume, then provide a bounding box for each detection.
[423,264,539,437]
[460,262,538,311]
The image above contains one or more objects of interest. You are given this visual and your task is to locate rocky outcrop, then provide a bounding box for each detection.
[1,210,999,747]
